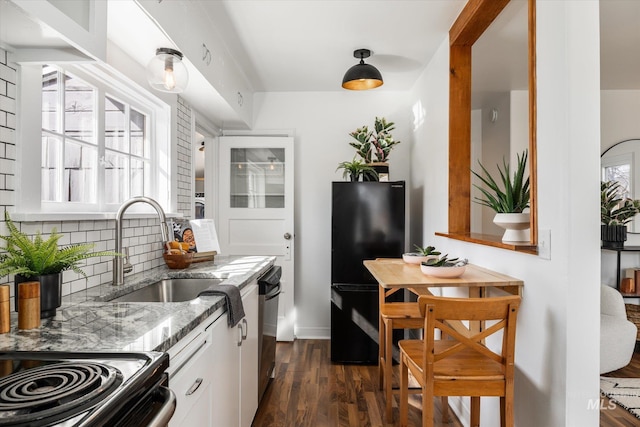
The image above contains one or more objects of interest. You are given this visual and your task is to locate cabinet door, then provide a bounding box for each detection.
[240,284,259,427]
[168,335,213,427]
[210,311,242,427]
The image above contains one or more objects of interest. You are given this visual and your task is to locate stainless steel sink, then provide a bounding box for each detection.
[110,278,224,303]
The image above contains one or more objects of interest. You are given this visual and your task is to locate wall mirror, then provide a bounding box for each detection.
[438,0,537,253]
[602,139,640,233]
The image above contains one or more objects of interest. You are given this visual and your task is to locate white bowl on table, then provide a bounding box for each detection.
[402,253,439,265]
[420,264,467,278]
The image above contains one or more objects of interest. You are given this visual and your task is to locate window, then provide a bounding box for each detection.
[42,66,98,203]
[103,95,150,204]
[40,66,152,207]
[16,62,171,215]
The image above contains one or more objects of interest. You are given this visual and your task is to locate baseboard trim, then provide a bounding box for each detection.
[294,327,330,340]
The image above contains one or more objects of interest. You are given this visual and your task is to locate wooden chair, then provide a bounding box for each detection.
[398,294,521,427]
[379,287,449,423]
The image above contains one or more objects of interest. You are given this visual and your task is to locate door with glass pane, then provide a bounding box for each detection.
[218,136,295,341]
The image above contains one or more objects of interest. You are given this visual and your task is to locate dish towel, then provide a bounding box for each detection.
[198,284,245,327]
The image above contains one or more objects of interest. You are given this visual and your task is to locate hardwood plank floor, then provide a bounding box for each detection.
[252,339,461,427]
[254,340,640,426]
[600,345,640,427]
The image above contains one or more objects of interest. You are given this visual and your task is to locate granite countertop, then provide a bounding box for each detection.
[0,255,275,353]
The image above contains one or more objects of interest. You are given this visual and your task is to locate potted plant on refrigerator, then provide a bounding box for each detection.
[348,117,401,180]
[0,211,119,318]
[601,180,640,249]
[336,157,378,182]
[471,150,531,242]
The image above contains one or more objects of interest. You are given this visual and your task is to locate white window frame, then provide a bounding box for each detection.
[16,62,171,216]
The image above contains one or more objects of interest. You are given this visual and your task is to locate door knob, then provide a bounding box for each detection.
[284,232,292,240]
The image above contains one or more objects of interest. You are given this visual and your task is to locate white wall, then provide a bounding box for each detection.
[408,2,601,426]
[251,91,411,338]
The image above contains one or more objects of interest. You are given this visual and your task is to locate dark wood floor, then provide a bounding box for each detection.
[601,345,640,427]
[252,339,460,427]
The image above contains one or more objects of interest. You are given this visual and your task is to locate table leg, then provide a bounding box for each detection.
[378,285,384,390]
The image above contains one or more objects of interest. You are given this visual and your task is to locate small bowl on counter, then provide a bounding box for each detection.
[420,258,468,278]
[402,253,439,265]
[420,264,466,278]
[163,252,194,269]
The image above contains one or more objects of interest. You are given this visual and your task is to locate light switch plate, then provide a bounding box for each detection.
[538,229,551,260]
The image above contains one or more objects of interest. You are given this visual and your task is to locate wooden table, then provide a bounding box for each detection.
[364,258,523,296]
[363,258,523,422]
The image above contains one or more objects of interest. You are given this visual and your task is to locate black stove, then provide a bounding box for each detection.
[0,351,174,427]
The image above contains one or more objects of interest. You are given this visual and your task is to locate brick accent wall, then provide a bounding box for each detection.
[0,48,181,311]
[0,48,15,214]
[176,96,192,216]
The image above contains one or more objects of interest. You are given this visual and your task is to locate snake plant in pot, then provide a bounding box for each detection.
[601,180,640,249]
[0,211,119,318]
[471,150,530,242]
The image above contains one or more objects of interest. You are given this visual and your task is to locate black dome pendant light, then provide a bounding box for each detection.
[342,48,383,90]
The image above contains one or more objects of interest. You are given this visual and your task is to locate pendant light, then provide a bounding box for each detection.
[342,49,383,90]
[146,48,189,93]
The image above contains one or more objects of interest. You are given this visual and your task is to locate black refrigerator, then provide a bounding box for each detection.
[330,181,405,364]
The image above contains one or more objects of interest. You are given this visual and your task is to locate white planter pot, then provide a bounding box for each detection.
[493,213,531,243]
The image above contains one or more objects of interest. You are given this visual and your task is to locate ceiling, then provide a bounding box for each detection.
[197,0,466,92]
[1,1,639,104]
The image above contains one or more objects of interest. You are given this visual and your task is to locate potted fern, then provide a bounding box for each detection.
[471,150,530,242]
[336,157,378,182]
[0,211,119,318]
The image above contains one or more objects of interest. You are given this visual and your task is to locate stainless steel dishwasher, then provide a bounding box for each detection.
[257,265,281,402]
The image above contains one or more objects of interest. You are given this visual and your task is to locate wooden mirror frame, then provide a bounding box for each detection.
[437,0,537,253]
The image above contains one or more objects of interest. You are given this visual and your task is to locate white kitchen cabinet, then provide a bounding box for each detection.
[11,0,107,61]
[167,313,219,427]
[167,281,259,427]
[240,283,259,427]
[210,281,259,427]
[136,0,253,127]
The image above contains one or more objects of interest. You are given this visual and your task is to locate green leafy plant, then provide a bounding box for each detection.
[423,255,467,267]
[471,150,530,213]
[348,127,373,163]
[336,157,378,181]
[413,245,441,256]
[0,211,120,279]
[601,180,640,225]
[348,117,401,163]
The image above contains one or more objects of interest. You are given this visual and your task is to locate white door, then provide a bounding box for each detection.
[218,136,295,341]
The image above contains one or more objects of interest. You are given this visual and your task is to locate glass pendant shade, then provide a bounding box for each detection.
[342,49,383,90]
[146,48,189,93]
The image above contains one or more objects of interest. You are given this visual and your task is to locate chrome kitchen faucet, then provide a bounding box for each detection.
[113,196,170,286]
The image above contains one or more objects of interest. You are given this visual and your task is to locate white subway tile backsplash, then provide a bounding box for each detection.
[0,189,13,206]
[86,230,101,242]
[70,231,88,244]
[0,96,15,115]
[6,83,15,100]
[0,63,16,83]
[61,222,79,233]
[100,229,114,240]
[0,126,13,144]
[5,142,14,159]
